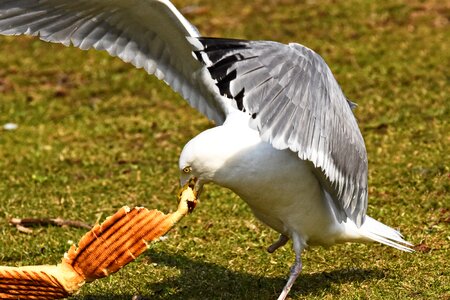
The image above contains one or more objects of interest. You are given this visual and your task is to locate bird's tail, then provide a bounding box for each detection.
[359,216,414,252]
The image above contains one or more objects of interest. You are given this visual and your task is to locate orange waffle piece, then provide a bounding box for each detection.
[0,185,197,299]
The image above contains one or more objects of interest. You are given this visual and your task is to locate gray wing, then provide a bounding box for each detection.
[0,0,228,124]
[192,38,368,226]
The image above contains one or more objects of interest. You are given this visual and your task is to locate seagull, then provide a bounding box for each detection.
[0,1,413,299]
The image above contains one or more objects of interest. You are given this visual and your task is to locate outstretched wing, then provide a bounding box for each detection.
[192,38,368,226]
[0,0,228,123]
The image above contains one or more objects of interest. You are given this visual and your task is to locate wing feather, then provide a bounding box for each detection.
[192,37,368,226]
[0,0,227,123]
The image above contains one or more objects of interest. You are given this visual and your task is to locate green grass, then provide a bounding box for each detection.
[0,0,449,299]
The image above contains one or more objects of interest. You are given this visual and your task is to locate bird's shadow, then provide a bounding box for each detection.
[76,250,388,299]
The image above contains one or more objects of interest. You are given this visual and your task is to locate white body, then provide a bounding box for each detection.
[180,112,412,251]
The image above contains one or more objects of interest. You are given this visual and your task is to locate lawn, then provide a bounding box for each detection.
[0,0,449,299]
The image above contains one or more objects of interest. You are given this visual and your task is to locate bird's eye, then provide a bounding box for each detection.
[183,166,192,173]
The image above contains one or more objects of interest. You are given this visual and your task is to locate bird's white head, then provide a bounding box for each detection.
[178,127,232,197]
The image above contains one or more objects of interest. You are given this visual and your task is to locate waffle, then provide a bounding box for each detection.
[0,185,197,299]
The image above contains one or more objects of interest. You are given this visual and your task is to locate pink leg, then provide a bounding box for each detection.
[277,252,302,300]
[276,234,304,300]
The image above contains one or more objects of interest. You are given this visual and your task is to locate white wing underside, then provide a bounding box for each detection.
[0,0,368,226]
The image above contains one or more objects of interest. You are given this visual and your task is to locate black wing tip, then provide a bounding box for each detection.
[192,37,259,117]
[196,37,251,45]
[191,37,251,66]
[195,37,251,53]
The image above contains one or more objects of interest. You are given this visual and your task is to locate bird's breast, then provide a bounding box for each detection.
[212,124,344,243]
